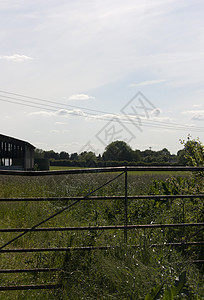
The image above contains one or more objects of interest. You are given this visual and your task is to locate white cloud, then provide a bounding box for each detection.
[154,108,162,117]
[192,104,201,108]
[1,1,203,94]
[29,106,165,125]
[182,110,204,121]
[56,109,87,117]
[50,130,59,134]
[192,113,204,121]
[192,114,204,121]
[129,79,166,87]
[55,121,67,125]
[182,110,204,114]
[29,109,87,118]
[34,131,42,134]
[68,94,95,101]
[4,115,12,119]
[29,111,55,117]
[0,54,33,62]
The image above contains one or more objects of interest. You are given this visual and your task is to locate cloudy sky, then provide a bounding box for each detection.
[1,0,204,154]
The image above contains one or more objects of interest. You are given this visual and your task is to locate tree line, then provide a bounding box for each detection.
[34,140,188,167]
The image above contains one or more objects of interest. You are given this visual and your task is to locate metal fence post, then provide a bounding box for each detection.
[124,167,128,243]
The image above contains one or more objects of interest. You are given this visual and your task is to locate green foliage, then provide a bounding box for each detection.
[103,140,134,161]
[62,245,197,299]
[149,175,203,260]
[37,136,204,168]
[34,148,45,159]
[150,176,193,195]
[0,167,203,299]
[147,136,204,275]
[145,272,186,300]
[145,284,163,300]
[180,135,204,167]
[46,140,179,167]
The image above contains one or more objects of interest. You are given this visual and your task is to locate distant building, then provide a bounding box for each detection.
[0,134,35,170]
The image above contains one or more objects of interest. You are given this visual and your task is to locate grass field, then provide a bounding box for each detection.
[0,169,203,299]
[50,166,84,170]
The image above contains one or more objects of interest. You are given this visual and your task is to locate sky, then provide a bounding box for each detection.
[1,0,204,155]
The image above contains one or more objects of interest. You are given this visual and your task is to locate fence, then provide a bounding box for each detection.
[0,166,203,292]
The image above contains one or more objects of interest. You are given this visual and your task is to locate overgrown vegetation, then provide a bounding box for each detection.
[0,137,203,299]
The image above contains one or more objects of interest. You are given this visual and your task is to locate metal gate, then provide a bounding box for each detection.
[0,166,203,292]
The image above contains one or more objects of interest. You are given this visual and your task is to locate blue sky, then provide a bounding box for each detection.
[0,0,204,154]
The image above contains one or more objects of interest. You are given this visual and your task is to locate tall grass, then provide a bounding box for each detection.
[0,171,203,299]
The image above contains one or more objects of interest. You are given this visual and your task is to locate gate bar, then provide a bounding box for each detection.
[1,222,203,232]
[0,284,62,291]
[1,194,204,202]
[1,165,204,176]
[0,268,61,273]
[0,242,203,253]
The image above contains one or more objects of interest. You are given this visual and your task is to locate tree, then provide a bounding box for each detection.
[44,150,59,160]
[156,148,171,162]
[34,148,45,159]
[141,149,155,163]
[70,153,78,160]
[78,151,97,166]
[103,141,133,161]
[59,151,69,160]
[180,136,204,166]
[133,149,141,162]
[177,149,187,165]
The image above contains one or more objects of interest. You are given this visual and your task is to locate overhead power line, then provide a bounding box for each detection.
[0,90,204,133]
[0,90,109,115]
